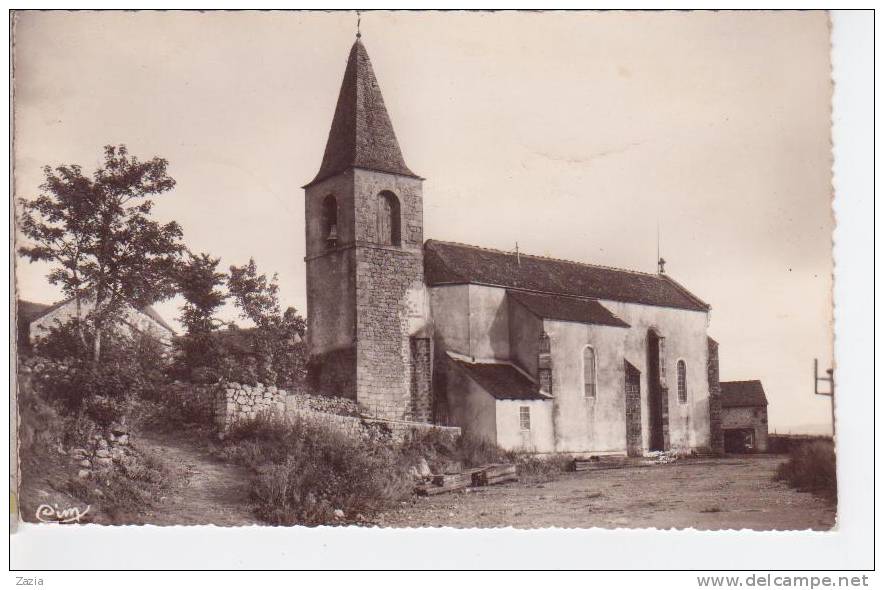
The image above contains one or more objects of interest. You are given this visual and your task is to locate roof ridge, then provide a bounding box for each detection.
[426,239,662,279]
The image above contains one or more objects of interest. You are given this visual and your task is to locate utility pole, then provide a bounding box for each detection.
[814,358,835,438]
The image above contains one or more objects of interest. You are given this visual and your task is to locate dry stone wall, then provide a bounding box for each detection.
[214,381,460,444]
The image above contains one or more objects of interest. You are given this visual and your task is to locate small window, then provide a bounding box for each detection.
[677,360,687,404]
[519,406,531,431]
[583,346,597,398]
[377,191,401,246]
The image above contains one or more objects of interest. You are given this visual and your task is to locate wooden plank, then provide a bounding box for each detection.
[430,473,472,487]
[473,463,518,486]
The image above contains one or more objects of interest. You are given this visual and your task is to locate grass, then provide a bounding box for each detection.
[219,414,412,525]
[774,440,837,502]
[218,415,577,525]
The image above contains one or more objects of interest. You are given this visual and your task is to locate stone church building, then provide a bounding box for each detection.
[304,38,725,456]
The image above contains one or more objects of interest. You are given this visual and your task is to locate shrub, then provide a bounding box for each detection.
[32,318,170,426]
[775,440,837,502]
[515,454,574,483]
[221,415,411,525]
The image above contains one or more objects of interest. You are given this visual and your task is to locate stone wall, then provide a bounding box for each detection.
[354,243,427,421]
[213,381,460,443]
[707,338,725,455]
[214,382,287,432]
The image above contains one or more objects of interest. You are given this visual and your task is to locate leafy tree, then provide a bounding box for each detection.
[227,258,307,385]
[177,252,227,370]
[19,145,184,363]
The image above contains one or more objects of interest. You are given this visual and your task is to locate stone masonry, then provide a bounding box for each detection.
[707,337,725,454]
[213,381,460,443]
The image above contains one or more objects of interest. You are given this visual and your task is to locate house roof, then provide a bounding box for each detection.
[26,297,176,335]
[424,240,710,313]
[451,357,550,401]
[508,290,630,328]
[305,39,419,188]
[17,300,52,324]
[721,380,768,408]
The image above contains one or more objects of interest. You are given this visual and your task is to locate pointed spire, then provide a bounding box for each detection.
[306,39,418,187]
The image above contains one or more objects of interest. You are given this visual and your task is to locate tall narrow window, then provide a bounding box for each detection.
[377,191,401,246]
[677,360,687,404]
[322,195,338,249]
[583,346,597,398]
[519,406,531,431]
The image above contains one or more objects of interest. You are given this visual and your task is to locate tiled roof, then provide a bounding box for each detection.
[424,240,710,312]
[507,290,629,328]
[306,39,418,188]
[721,380,768,408]
[451,357,550,401]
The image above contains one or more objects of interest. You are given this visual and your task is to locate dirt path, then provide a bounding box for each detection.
[133,431,260,526]
[376,455,836,530]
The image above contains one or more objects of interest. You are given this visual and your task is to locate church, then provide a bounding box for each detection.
[303,37,725,456]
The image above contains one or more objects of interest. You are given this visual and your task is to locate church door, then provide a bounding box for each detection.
[624,361,643,457]
[647,330,669,452]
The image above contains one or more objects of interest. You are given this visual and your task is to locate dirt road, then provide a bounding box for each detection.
[132,431,260,526]
[375,455,836,530]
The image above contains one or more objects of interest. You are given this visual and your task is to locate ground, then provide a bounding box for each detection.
[131,431,260,526]
[374,455,836,530]
[20,431,834,529]
[19,430,259,526]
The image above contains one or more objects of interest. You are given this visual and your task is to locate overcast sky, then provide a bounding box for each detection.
[13,10,834,433]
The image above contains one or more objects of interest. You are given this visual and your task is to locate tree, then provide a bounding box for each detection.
[177,252,227,370]
[19,145,184,363]
[227,258,307,385]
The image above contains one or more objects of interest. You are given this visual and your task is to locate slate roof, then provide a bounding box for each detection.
[507,290,630,328]
[305,39,419,188]
[451,357,550,401]
[721,380,768,408]
[424,240,710,312]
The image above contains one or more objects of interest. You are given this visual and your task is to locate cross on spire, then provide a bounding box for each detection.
[356,10,361,38]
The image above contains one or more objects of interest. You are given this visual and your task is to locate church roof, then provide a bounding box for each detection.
[450,357,550,401]
[305,39,419,188]
[507,290,630,328]
[721,380,768,408]
[424,240,710,312]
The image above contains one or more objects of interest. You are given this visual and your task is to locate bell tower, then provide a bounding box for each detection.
[303,38,432,421]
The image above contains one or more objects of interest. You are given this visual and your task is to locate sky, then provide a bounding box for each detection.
[12,10,834,434]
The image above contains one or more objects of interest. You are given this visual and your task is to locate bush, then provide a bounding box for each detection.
[775,440,837,502]
[32,318,170,426]
[515,454,575,483]
[220,415,411,525]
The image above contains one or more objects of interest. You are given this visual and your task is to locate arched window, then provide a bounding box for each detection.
[677,360,687,404]
[322,195,338,249]
[583,346,597,398]
[377,191,401,246]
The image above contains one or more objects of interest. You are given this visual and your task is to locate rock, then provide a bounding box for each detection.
[116,434,129,446]
[77,469,91,479]
[108,433,117,442]
[97,438,109,449]
[110,448,125,460]
[70,448,88,458]
[20,365,31,374]
[110,423,127,436]
[417,457,432,477]
[78,459,91,468]
[95,449,111,459]
[334,509,345,519]
[94,457,113,468]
